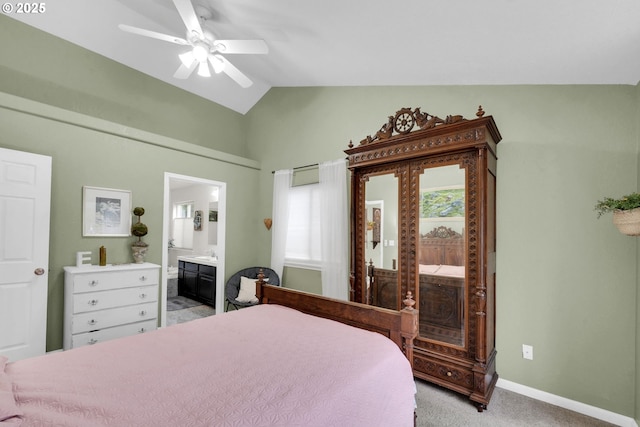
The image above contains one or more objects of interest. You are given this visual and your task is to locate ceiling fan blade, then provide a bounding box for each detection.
[173,60,197,79]
[215,55,253,88]
[172,0,204,38]
[118,24,189,45]
[213,40,268,55]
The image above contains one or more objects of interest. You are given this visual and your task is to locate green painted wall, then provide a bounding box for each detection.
[0,14,247,157]
[635,81,640,427]
[245,86,639,416]
[0,16,264,351]
[3,10,640,421]
[0,93,262,352]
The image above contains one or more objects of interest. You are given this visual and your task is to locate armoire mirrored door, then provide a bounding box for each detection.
[346,106,501,411]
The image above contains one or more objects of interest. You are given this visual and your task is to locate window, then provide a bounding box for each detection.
[174,201,194,219]
[285,184,321,268]
[172,201,194,248]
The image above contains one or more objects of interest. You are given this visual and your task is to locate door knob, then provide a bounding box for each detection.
[34,268,45,275]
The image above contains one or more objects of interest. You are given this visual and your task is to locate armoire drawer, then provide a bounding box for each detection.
[71,268,159,293]
[72,285,158,314]
[72,319,157,348]
[71,301,157,334]
[413,354,474,391]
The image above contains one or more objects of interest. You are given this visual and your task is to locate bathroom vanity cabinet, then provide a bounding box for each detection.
[178,260,216,306]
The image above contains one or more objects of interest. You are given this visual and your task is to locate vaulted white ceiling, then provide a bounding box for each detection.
[7,0,640,114]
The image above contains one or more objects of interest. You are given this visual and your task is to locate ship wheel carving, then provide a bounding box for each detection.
[393,108,415,134]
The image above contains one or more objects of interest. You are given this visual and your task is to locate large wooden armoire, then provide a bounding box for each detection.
[345,106,501,411]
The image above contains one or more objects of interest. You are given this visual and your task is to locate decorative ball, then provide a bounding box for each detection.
[133,207,145,216]
[131,222,148,237]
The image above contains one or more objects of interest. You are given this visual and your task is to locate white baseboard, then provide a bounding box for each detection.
[497,378,637,427]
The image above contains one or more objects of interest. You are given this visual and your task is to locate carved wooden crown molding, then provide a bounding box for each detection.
[349,105,486,148]
[422,226,463,239]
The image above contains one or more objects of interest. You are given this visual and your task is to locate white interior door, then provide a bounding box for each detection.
[0,148,51,361]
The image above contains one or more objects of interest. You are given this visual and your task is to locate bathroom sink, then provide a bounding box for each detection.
[177,255,218,266]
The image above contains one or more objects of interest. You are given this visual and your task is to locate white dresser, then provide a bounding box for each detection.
[63,263,160,350]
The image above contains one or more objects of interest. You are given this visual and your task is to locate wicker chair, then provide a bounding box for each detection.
[225,267,280,311]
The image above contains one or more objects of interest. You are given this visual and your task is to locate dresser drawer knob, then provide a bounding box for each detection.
[139,310,147,316]
[138,327,146,333]
[88,338,98,345]
[88,319,97,325]
[139,293,147,299]
[446,371,452,377]
[139,276,147,282]
[89,280,99,286]
[88,299,99,306]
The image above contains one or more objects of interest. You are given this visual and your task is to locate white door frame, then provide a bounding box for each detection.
[160,172,226,326]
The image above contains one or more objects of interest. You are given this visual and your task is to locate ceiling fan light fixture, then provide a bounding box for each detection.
[178,51,194,67]
[197,61,211,77]
[192,43,209,62]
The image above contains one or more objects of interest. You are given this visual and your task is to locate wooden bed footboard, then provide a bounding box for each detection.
[256,274,418,364]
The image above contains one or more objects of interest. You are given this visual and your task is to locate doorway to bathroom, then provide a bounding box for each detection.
[160,172,226,327]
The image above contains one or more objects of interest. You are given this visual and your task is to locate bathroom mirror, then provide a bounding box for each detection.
[208,202,218,246]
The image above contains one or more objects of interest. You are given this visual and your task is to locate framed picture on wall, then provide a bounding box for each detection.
[194,210,203,231]
[82,186,132,237]
[420,186,465,219]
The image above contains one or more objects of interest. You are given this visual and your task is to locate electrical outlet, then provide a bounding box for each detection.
[522,344,533,360]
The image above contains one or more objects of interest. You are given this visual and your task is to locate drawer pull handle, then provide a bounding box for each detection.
[446,371,452,377]
[139,276,147,281]
[139,310,147,316]
[89,280,99,286]
[88,299,99,306]
[88,319,97,325]
[139,293,147,299]
[88,338,98,345]
[139,327,146,333]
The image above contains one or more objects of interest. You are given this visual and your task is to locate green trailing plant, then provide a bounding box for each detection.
[594,192,640,218]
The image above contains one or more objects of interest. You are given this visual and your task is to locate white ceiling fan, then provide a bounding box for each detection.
[118,0,268,88]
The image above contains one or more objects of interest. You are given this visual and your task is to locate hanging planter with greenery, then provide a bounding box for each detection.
[595,192,640,236]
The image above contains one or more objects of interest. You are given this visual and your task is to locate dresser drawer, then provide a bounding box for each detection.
[72,301,157,334]
[72,319,157,348]
[72,285,158,314]
[71,268,159,293]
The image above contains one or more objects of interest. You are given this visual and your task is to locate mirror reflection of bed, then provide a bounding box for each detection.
[417,226,465,346]
[369,226,465,346]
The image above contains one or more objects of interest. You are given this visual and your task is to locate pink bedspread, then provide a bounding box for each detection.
[2,305,415,427]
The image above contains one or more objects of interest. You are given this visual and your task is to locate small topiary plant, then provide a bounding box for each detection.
[131,207,148,247]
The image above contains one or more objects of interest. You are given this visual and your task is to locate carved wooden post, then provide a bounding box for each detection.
[255,268,266,303]
[400,292,418,367]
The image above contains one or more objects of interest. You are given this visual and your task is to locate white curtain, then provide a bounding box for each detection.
[270,169,292,280]
[319,159,349,300]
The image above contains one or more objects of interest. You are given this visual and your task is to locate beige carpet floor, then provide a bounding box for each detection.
[415,379,619,426]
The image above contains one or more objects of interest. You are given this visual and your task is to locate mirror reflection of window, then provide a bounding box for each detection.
[172,201,194,249]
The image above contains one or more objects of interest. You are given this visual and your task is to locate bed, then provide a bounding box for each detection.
[1,277,418,427]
